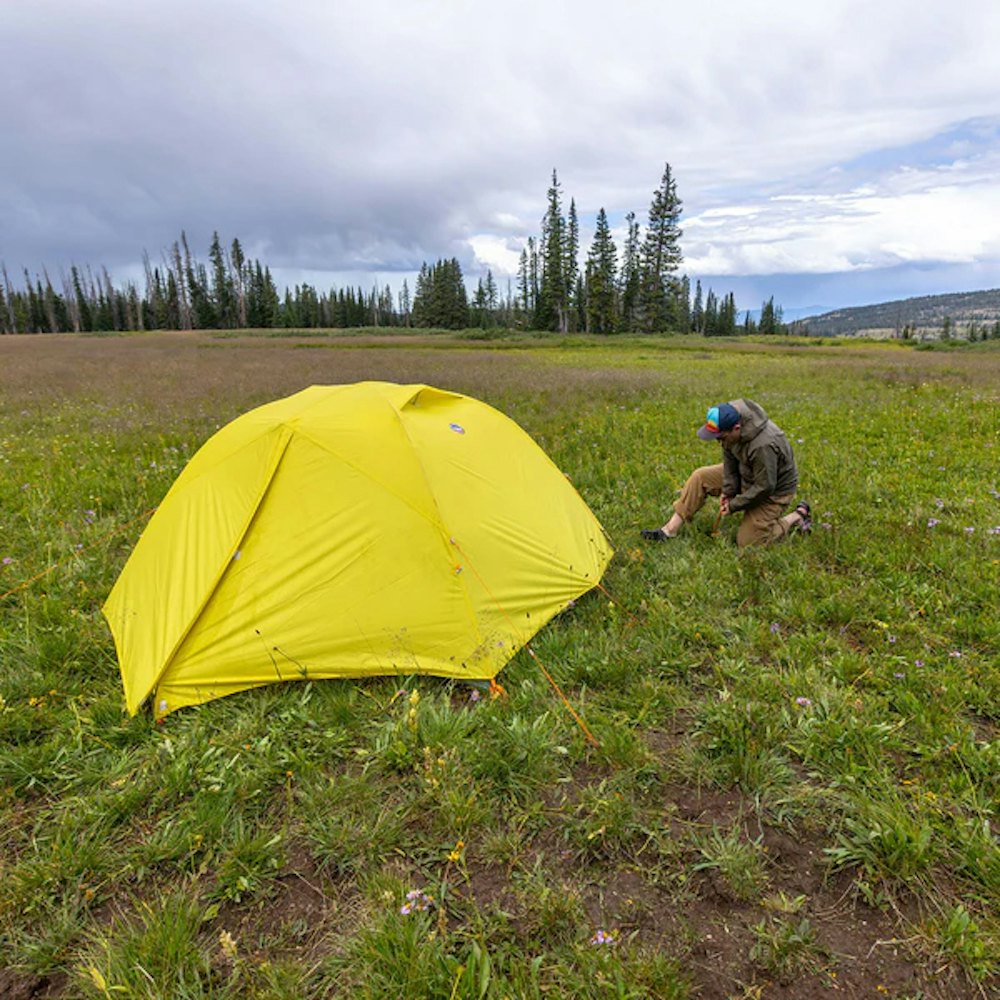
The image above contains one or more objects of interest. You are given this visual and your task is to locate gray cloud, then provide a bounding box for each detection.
[4,0,1000,310]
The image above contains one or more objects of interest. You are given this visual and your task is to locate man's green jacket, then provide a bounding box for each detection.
[722,399,798,512]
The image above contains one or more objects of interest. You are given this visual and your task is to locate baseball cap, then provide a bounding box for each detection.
[697,402,740,440]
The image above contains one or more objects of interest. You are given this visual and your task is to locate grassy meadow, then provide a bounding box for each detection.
[0,330,998,999]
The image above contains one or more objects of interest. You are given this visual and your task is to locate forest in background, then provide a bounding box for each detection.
[0,165,787,337]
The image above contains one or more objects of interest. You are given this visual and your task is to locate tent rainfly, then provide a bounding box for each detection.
[103,382,614,717]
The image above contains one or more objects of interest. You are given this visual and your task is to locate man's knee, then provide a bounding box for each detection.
[687,464,723,494]
[737,516,784,548]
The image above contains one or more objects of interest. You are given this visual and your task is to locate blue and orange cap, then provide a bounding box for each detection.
[697,402,740,440]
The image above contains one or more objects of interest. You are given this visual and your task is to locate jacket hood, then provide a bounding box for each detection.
[732,399,769,441]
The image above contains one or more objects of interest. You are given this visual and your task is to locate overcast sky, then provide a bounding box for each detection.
[4,0,1000,317]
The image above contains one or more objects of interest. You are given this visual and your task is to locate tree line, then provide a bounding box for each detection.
[0,165,786,335]
[0,232,412,335]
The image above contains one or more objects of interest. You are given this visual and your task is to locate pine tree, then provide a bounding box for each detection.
[484,269,498,322]
[637,162,683,332]
[718,292,737,336]
[517,240,540,323]
[442,258,469,329]
[565,198,579,331]
[677,275,692,332]
[230,238,247,328]
[619,211,641,332]
[187,259,216,329]
[692,279,704,334]
[209,232,234,328]
[3,265,19,332]
[585,207,618,334]
[70,266,93,332]
[411,258,468,329]
[412,263,432,327]
[165,271,181,329]
[759,296,784,335]
[703,288,719,336]
[536,170,568,331]
[171,239,192,330]
[472,278,488,328]
[398,280,411,326]
[257,264,280,327]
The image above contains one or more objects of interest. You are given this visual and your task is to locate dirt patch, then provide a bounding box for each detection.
[0,971,69,1000]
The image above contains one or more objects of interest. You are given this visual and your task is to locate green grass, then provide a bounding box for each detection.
[1,332,998,997]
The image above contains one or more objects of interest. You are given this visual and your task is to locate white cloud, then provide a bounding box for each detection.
[686,149,1000,277]
[468,235,523,277]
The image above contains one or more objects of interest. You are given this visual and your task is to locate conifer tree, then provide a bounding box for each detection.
[637,162,683,332]
[2,265,18,332]
[70,266,93,333]
[585,207,618,334]
[619,212,641,332]
[517,239,540,322]
[472,278,488,328]
[230,238,247,328]
[692,279,704,334]
[759,296,783,335]
[398,280,411,327]
[209,232,235,328]
[165,271,181,329]
[718,291,737,336]
[677,275,692,332]
[412,258,468,329]
[484,269,498,316]
[412,263,432,327]
[565,198,579,330]
[171,239,192,330]
[703,288,719,336]
[536,170,568,331]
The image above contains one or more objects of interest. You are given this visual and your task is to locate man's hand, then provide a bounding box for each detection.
[719,495,731,516]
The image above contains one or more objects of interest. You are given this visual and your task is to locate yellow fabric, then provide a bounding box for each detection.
[103,383,614,717]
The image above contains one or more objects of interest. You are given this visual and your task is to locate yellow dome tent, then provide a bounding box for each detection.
[103,382,614,718]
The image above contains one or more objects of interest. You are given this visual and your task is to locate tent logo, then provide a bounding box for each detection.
[449,422,466,434]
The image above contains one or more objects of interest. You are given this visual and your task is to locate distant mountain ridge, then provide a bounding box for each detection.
[789,287,1000,339]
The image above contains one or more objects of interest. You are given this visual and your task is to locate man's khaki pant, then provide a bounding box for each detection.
[673,463,795,548]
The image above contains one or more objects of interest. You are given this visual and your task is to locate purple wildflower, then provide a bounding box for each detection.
[469,689,481,703]
[770,622,780,634]
[949,650,962,658]
[989,526,1000,536]
[888,635,896,644]
[915,659,924,668]
[400,889,434,915]
[934,498,945,509]
[1,557,11,566]
[894,672,905,679]
[795,696,812,707]
[927,518,940,528]
[590,929,617,946]
[964,527,975,535]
